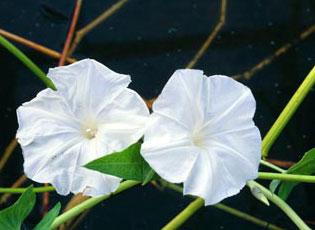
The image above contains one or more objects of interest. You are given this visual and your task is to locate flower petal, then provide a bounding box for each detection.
[70,140,121,196]
[48,59,131,116]
[201,75,257,135]
[183,150,243,205]
[17,59,149,196]
[153,69,209,130]
[141,114,199,183]
[16,89,80,146]
[142,70,261,205]
[95,88,150,152]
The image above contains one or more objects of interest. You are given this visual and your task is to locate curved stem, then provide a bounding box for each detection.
[215,203,283,230]
[0,29,76,63]
[262,65,315,157]
[260,160,286,173]
[50,180,139,230]
[162,182,283,230]
[0,186,55,193]
[0,35,56,90]
[258,172,315,183]
[162,198,204,230]
[247,181,310,230]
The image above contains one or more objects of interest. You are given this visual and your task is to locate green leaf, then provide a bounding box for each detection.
[33,202,61,230]
[85,142,156,183]
[278,148,315,200]
[269,179,281,193]
[0,186,35,230]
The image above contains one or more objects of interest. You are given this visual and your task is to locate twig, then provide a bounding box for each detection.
[42,0,83,216]
[233,24,315,80]
[0,138,18,172]
[0,29,76,63]
[0,174,27,204]
[144,0,227,104]
[59,0,83,66]
[185,0,227,69]
[69,0,130,55]
[267,159,295,168]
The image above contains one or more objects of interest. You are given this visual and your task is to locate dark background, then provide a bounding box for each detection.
[0,0,314,229]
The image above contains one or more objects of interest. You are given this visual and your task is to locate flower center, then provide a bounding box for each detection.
[192,129,205,148]
[80,118,98,140]
[83,127,98,139]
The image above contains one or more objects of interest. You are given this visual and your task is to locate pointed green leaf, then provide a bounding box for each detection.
[34,202,61,230]
[0,186,35,230]
[142,169,158,185]
[269,179,280,193]
[85,143,157,183]
[278,148,315,200]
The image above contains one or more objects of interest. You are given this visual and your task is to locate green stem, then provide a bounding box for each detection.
[215,203,283,230]
[260,160,286,173]
[50,180,139,230]
[258,172,315,183]
[247,181,310,230]
[162,182,283,230]
[0,35,56,90]
[162,198,204,230]
[262,65,315,157]
[0,186,55,193]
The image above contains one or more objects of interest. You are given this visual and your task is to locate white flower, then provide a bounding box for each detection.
[16,59,149,196]
[141,69,261,205]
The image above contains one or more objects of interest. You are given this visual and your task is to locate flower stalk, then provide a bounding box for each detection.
[260,160,286,173]
[0,35,56,90]
[247,181,310,230]
[50,180,139,230]
[162,198,204,230]
[258,172,315,183]
[162,182,284,230]
[262,65,315,157]
[0,186,55,193]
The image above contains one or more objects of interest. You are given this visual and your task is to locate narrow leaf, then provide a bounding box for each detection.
[278,148,315,200]
[34,202,61,230]
[0,186,35,230]
[85,142,156,183]
[269,179,280,193]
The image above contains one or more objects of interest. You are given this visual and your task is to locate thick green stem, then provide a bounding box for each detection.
[162,182,283,230]
[0,186,55,193]
[247,181,310,230]
[258,172,315,183]
[50,180,139,230]
[162,198,204,230]
[260,160,286,173]
[0,35,56,90]
[262,65,315,157]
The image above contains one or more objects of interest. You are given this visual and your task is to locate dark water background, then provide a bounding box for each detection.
[0,0,315,229]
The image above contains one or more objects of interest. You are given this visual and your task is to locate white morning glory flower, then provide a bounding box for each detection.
[141,69,261,205]
[16,59,149,196]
